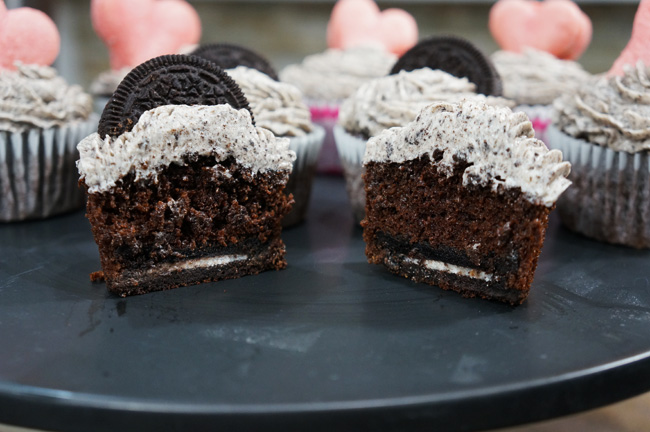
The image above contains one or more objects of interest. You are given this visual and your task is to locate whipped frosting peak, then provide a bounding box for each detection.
[226,66,312,137]
[78,104,295,194]
[554,61,650,153]
[279,47,396,101]
[0,64,93,132]
[491,49,591,106]
[339,68,514,138]
[364,101,571,207]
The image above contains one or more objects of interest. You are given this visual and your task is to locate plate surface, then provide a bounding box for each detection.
[1,177,650,432]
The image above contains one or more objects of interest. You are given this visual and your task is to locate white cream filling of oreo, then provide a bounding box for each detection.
[403,257,494,282]
[148,255,248,274]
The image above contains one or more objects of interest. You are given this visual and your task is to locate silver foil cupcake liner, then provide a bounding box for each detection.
[283,125,325,227]
[0,116,98,222]
[548,124,650,248]
[333,125,367,224]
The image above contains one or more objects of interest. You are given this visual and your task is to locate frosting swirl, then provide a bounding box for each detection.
[553,62,650,153]
[89,67,130,97]
[491,49,591,106]
[78,104,295,194]
[226,66,312,137]
[339,68,514,138]
[0,64,93,133]
[279,47,396,102]
[364,100,571,207]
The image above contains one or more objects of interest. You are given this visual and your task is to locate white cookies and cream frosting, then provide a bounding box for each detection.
[226,66,312,137]
[339,68,515,138]
[0,64,93,133]
[77,104,295,194]
[364,100,571,207]
[279,46,397,102]
[553,61,650,153]
[491,49,591,106]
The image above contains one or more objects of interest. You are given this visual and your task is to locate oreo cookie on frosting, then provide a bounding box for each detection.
[190,43,279,81]
[390,36,502,96]
[99,54,251,138]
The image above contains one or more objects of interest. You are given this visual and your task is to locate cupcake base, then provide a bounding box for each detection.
[548,125,650,248]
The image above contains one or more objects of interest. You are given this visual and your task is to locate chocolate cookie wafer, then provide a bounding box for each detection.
[99,54,251,138]
[191,43,279,81]
[390,36,502,96]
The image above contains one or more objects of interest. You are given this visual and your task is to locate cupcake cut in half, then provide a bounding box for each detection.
[362,100,571,305]
[77,55,295,296]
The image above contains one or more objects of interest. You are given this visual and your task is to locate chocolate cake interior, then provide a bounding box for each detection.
[363,154,551,305]
[86,155,291,296]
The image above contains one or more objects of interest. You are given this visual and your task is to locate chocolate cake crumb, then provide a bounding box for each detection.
[84,155,291,296]
[363,155,551,305]
[90,271,105,282]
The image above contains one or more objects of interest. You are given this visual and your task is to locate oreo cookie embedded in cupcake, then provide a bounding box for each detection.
[78,54,295,296]
[390,35,503,97]
[99,54,251,137]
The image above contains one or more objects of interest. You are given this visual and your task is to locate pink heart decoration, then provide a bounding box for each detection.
[610,0,650,76]
[91,0,201,71]
[489,0,592,60]
[0,1,60,70]
[327,0,418,56]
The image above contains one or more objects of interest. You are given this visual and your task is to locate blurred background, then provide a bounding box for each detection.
[6,0,642,89]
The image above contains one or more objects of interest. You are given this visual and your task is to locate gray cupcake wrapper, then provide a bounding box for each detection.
[548,124,650,248]
[289,125,326,173]
[0,116,98,222]
[333,125,367,224]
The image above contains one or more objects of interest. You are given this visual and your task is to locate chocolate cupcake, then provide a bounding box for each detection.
[363,100,571,304]
[78,55,295,296]
[548,62,650,248]
[226,66,324,227]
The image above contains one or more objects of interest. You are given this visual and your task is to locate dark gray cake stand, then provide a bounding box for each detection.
[1,177,649,432]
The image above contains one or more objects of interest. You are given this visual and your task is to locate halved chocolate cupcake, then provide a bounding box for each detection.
[363,100,570,304]
[78,55,295,296]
